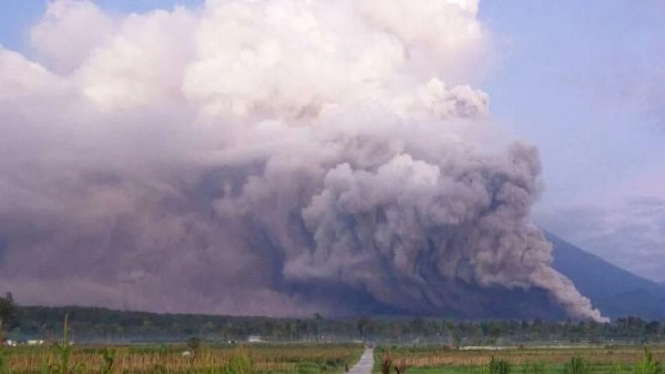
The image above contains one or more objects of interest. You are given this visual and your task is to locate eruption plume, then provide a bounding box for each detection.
[0,0,607,321]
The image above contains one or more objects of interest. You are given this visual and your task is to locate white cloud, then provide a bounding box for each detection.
[31,0,115,73]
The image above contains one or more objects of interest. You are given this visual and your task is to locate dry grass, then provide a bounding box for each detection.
[383,346,665,368]
[4,343,362,374]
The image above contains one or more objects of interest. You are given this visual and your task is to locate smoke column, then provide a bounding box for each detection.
[0,0,607,321]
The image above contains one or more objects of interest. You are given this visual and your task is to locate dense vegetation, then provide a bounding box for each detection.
[3,295,665,374]
[1,295,664,345]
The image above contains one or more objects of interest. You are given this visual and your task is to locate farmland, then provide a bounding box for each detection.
[2,303,665,374]
[4,340,665,374]
[374,345,665,374]
[0,343,363,374]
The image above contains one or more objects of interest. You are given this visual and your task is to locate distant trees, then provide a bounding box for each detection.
[0,299,664,344]
[488,322,503,345]
[314,313,323,342]
[356,316,372,341]
[0,292,17,331]
[646,321,662,341]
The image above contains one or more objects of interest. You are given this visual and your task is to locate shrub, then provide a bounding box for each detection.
[188,337,202,352]
[381,353,392,374]
[394,359,407,374]
[635,348,662,374]
[296,361,319,374]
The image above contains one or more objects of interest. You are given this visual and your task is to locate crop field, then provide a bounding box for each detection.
[0,343,363,374]
[374,345,665,374]
[3,341,665,374]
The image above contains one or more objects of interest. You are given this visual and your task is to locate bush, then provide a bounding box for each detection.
[187,336,202,352]
[394,359,406,374]
[635,348,662,374]
[381,353,392,374]
[296,361,320,374]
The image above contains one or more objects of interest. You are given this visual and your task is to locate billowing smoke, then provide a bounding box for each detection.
[0,0,607,321]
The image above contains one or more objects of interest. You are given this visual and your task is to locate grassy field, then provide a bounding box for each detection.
[4,341,665,374]
[404,363,643,374]
[0,343,363,374]
[374,345,665,374]
[4,333,665,374]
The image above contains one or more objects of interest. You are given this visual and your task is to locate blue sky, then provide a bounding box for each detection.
[1,0,664,282]
[481,1,665,207]
[479,1,665,283]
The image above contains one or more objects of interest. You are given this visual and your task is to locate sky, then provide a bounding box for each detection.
[0,0,663,286]
[479,1,665,283]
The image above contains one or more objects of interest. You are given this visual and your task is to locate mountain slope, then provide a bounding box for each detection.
[548,232,665,319]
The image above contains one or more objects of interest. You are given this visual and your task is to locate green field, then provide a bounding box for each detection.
[373,345,665,374]
[405,364,641,374]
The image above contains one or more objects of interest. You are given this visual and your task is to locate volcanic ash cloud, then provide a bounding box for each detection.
[0,0,607,321]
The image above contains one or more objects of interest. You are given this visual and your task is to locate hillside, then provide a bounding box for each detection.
[548,232,665,319]
[3,232,665,321]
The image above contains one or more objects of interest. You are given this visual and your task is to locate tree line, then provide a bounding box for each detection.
[1,294,663,344]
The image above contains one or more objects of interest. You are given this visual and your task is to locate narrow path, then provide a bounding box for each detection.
[348,348,374,374]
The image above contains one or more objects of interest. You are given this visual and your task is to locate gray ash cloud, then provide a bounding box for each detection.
[0,0,606,321]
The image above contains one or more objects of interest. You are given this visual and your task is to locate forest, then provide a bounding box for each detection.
[1,294,663,345]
